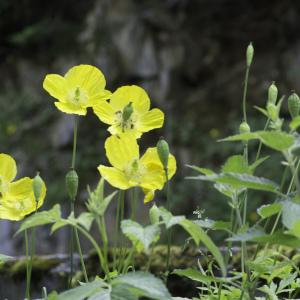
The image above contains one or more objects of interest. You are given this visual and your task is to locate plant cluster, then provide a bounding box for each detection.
[1,44,300,299]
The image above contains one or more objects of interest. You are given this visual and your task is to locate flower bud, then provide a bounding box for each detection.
[122,102,133,122]
[267,103,278,121]
[246,42,254,68]
[149,203,160,224]
[288,92,300,119]
[157,137,169,171]
[239,122,251,134]
[33,172,44,202]
[66,169,78,201]
[268,82,278,105]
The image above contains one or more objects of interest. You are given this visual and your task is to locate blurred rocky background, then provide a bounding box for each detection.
[1,0,300,255]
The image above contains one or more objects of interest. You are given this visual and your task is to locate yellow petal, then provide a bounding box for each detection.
[54,102,87,115]
[43,74,68,102]
[138,108,164,132]
[105,134,139,169]
[0,206,23,221]
[8,177,33,199]
[143,189,155,203]
[141,147,177,180]
[93,100,116,124]
[98,165,131,190]
[0,153,17,183]
[110,85,150,113]
[107,125,142,139]
[140,163,165,190]
[89,89,112,107]
[65,65,106,96]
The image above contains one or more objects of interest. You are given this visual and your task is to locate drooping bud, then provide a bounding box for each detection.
[66,169,78,201]
[246,42,254,68]
[288,92,300,119]
[33,172,44,202]
[122,102,133,122]
[157,137,169,171]
[239,121,251,134]
[268,82,278,105]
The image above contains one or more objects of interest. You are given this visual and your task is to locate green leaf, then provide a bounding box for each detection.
[186,165,215,175]
[16,204,61,235]
[190,173,279,193]
[149,204,161,224]
[282,201,300,231]
[220,131,294,151]
[56,279,108,300]
[221,155,251,174]
[0,254,13,263]
[51,219,68,234]
[253,231,300,248]
[179,219,226,276]
[257,203,282,219]
[173,268,224,284]
[254,106,269,117]
[76,212,94,231]
[121,220,160,252]
[290,115,300,130]
[112,272,172,300]
[227,227,265,242]
[158,207,185,229]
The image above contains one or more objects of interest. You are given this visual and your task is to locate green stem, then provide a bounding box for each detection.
[165,171,172,271]
[70,201,88,283]
[118,192,126,273]
[113,191,122,270]
[242,66,250,123]
[25,229,31,300]
[96,216,109,275]
[71,117,78,170]
[130,187,137,221]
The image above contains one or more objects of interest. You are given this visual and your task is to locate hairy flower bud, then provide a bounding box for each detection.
[157,137,169,171]
[122,102,133,122]
[268,83,278,105]
[66,169,78,201]
[288,92,300,119]
[246,43,254,68]
[239,121,251,134]
[33,172,44,202]
[267,103,278,121]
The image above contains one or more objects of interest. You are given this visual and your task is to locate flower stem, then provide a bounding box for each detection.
[25,229,31,300]
[165,170,172,271]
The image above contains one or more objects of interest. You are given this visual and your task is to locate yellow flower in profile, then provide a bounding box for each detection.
[93,85,164,138]
[43,64,111,115]
[0,154,46,221]
[98,134,176,203]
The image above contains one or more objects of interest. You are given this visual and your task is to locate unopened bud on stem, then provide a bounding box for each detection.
[239,121,251,134]
[157,137,169,172]
[246,42,254,68]
[66,169,78,201]
[33,172,44,202]
[268,82,278,105]
[288,92,300,119]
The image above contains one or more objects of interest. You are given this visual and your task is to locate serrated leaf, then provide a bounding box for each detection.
[16,204,61,235]
[56,279,108,300]
[257,203,282,219]
[186,165,215,175]
[190,173,279,193]
[221,155,251,174]
[121,220,160,252]
[290,115,300,130]
[253,231,300,248]
[112,272,172,300]
[220,131,294,151]
[76,212,94,231]
[179,219,226,276]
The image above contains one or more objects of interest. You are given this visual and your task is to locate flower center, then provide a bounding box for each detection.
[124,159,145,182]
[68,86,88,105]
[114,102,137,132]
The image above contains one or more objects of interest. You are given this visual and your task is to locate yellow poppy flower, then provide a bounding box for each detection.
[98,134,176,203]
[93,85,164,138]
[0,154,46,221]
[43,64,111,115]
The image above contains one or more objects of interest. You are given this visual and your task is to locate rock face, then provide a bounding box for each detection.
[0,0,300,255]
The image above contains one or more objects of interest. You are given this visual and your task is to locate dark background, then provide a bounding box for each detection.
[0,0,299,255]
